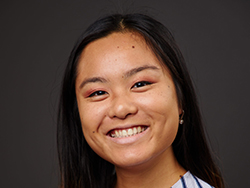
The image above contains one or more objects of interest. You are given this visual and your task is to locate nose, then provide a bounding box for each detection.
[108,94,138,119]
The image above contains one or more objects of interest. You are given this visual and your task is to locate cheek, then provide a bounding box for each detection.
[136,88,178,114]
[137,88,179,136]
[78,102,107,134]
[78,103,108,154]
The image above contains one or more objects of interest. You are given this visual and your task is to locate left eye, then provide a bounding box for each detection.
[132,81,152,88]
[88,90,107,97]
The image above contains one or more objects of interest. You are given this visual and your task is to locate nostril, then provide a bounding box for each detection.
[112,112,136,120]
[108,98,138,119]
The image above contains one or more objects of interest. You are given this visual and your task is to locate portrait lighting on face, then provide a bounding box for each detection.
[75,32,182,171]
[57,13,224,188]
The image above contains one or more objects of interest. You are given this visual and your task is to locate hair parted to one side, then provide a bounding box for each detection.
[57,13,224,188]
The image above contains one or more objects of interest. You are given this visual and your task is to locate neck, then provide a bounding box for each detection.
[114,148,186,188]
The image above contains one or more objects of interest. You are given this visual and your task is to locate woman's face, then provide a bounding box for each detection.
[75,32,181,169]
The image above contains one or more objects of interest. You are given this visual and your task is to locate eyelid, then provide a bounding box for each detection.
[88,90,108,98]
[131,81,153,89]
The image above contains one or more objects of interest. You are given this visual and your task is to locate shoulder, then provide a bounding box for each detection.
[171,171,214,188]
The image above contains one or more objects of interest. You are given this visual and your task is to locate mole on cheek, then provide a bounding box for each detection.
[117,46,119,48]
[132,46,135,48]
[93,131,95,133]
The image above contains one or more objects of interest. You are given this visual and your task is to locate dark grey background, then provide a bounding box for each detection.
[1,0,249,187]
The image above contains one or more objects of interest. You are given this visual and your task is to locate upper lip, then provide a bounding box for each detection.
[105,124,149,135]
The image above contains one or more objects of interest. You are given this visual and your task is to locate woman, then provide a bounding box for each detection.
[57,13,224,188]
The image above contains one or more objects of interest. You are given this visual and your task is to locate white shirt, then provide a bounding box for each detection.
[171,171,214,188]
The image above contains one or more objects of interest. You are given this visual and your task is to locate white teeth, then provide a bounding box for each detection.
[122,130,127,137]
[115,130,119,137]
[110,126,147,138]
[128,128,133,136]
[138,126,141,133]
[133,127,137,134]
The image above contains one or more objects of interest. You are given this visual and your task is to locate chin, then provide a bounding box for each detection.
[111,152,154,169]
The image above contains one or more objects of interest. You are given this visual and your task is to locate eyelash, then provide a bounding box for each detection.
[88,90,107,97]
[132,81,152,88]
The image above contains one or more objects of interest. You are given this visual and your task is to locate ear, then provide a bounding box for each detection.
[179,109,185,125]
[179,108,183,116]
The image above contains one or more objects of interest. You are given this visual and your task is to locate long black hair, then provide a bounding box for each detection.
[57,13,224,188]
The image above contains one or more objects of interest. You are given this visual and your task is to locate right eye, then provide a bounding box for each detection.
[88,90,108,98]
[132,81,152,89]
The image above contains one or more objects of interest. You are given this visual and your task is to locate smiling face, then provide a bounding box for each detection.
[75,32,181,169]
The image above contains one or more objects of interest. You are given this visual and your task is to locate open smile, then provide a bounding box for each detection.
[108,126,148,138]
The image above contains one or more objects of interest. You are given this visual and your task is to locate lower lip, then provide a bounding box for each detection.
[107,127,149,144]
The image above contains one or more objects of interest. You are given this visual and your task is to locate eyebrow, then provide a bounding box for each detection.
[79,65,159,89]
[79,77,107,89]
[124,65,159,78]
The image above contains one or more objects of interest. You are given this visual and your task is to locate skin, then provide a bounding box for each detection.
[75,32,186,188]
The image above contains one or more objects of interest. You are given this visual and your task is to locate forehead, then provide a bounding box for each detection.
[79,32,149,59]
[76,32,169,76]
